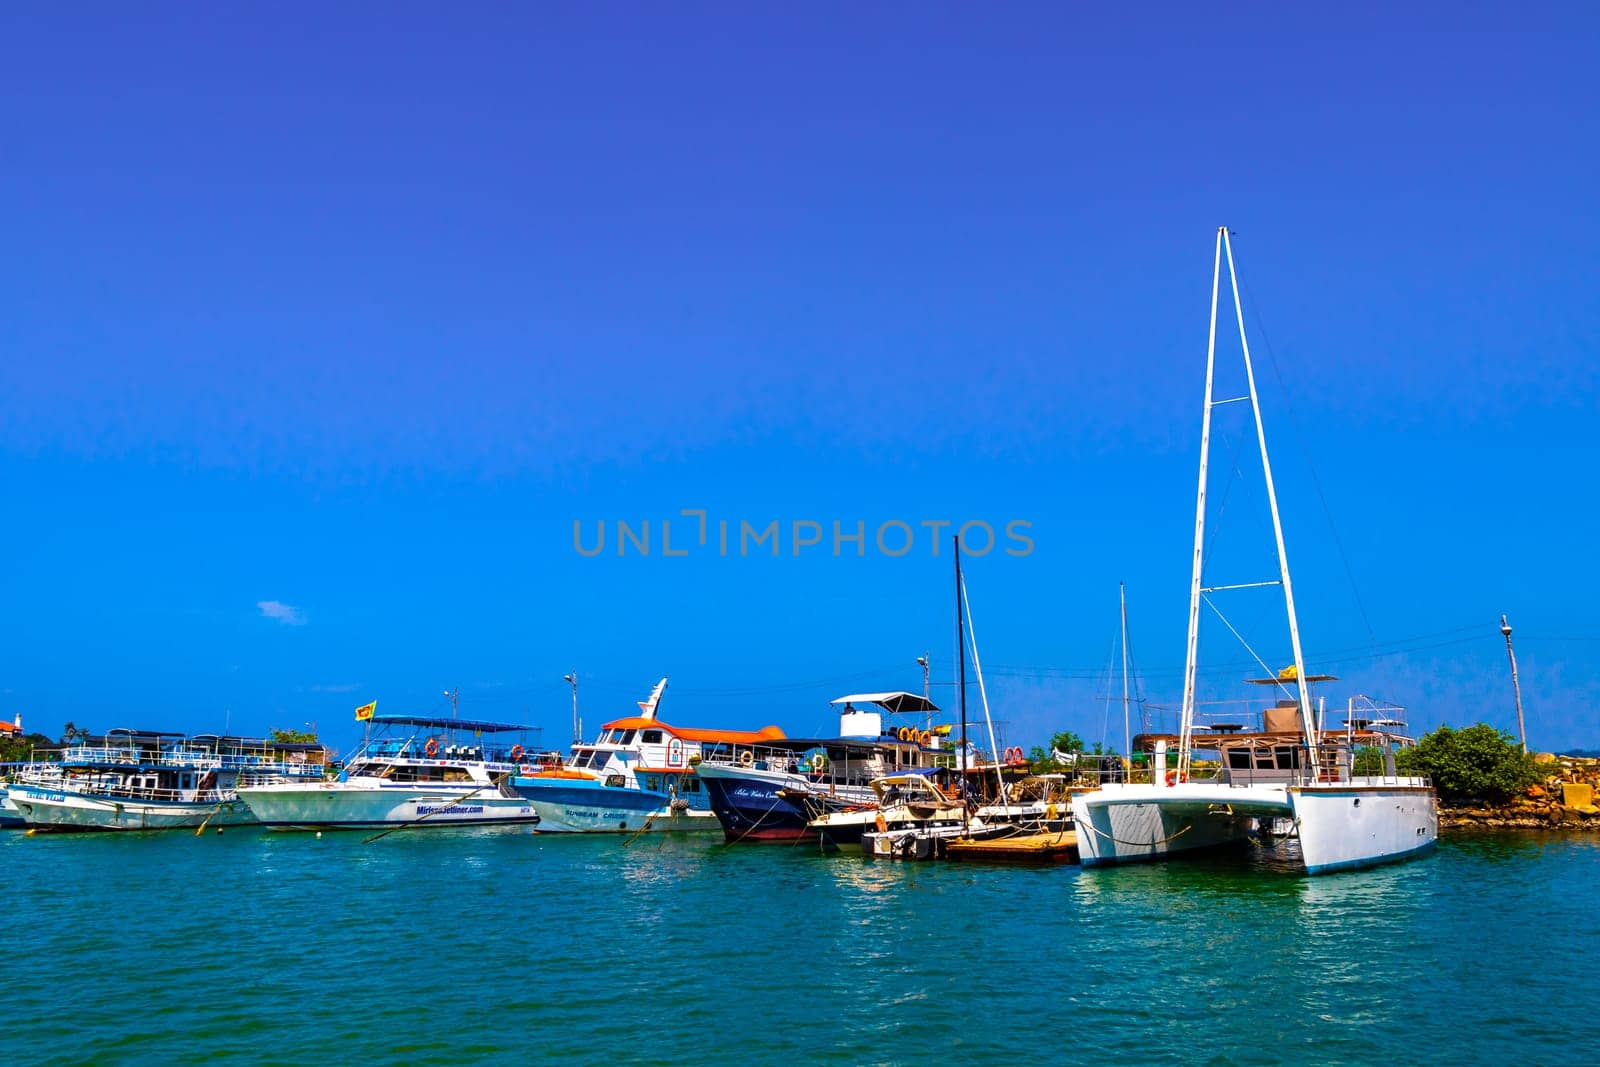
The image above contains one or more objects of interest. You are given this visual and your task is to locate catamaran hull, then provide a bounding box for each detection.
[1072,782,1437,874]
[1290,786,1438,874]
[237,784,539,830]
[514,779,718,833]
[8,786,255,831]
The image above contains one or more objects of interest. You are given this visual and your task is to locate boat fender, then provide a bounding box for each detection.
[875,813,888,833]
[425,739,441,758]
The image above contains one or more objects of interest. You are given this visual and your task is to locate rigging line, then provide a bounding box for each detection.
[960,572,1013,812]
[1238,269,1380,650]
[1202,593,1293,703]
[1098,625,1119,753]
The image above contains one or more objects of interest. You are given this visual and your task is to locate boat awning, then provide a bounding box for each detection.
[368,714,534,734]
[830,692,939,714]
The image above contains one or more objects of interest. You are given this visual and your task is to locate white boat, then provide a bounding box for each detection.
[8,730,328,832]
[1071,228,1438,875]
[512,678,786,833]
[812,772,972,853]
[0,785,25,828]
[238,714,540,831]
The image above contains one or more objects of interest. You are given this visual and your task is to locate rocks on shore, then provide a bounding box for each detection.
[1441,755,1600,832]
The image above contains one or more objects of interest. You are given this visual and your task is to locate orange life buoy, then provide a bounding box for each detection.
[918,730,932,747]
[424,739,440,758]
[509,744,525,761]
[1166,770,1187,786]
[897,727,915,742]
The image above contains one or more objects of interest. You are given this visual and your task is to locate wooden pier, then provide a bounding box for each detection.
[945,830,1078,865]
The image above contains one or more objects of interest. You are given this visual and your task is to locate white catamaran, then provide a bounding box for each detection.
[1071,227,1438,875]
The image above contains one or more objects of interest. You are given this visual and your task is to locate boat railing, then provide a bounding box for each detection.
[21,779,237,803]
[58,746,227,769]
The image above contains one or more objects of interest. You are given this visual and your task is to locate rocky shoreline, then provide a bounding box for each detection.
[1440,756,1600,832]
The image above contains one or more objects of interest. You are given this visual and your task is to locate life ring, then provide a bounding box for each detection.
[918,731,932,747]
[508,744,525,761]
[424,739,440,758]
[813,753,827,772]
[1004,746,1025,764]
[897,727,915,742]
[738,749,754,767]
[1166,770,1187,786]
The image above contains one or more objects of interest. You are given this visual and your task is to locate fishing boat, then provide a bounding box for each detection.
[694,692,954,843]
[811,771,969,853]
[7,730,328,832]
[237,714,540,831]
[512,678,787,833]
[1070,228,1437,875]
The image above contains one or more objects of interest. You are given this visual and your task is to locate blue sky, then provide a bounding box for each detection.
[1,5,1596,753]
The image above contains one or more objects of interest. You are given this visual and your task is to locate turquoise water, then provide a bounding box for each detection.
[6,829,1598,1065]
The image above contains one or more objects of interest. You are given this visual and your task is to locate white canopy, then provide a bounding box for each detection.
[830,692,939,714]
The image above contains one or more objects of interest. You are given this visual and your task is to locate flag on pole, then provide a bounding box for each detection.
[354,700,377,721]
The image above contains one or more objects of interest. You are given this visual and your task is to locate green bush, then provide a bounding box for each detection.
[1396,724,1545,804]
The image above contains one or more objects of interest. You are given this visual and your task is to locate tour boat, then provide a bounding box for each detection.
[511,678,786,833]
[1070,228,1437,875]
[8,730,327,832]
[237,714,541,830]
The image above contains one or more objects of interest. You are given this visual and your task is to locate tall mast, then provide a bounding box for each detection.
[1179,228,1225,773]
[1220,229,1318,772]
[955,535,968,770]
[1120,582,1131,758]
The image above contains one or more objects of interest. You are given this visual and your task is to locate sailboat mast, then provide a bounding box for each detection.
[1220,229,1318,772]
[1179,228,1225,775]
[955,535,968,768]
[1120,582,1131,758]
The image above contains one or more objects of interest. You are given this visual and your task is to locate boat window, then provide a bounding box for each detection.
[618,730,637,745]
[682,776,700,793]
[642,730,663,744]
[643,775,659,791]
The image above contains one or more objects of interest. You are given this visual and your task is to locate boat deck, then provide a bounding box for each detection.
[945,830,1078,865]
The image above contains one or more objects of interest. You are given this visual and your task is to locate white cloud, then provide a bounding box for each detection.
[257,600,306,626]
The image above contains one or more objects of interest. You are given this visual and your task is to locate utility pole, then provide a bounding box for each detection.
[917,653,931,731]
[564,672,580,744]
[1500,615,1527,753]
[443,687,459,721]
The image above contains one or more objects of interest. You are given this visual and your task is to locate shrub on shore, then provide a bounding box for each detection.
[1397,724,1546,804]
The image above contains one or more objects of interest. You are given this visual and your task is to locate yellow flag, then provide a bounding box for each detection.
[354,700,377,721]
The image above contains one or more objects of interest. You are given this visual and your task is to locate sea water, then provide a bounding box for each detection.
[4,828,1598,1066]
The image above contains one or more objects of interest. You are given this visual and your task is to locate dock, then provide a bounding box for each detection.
[944,830,1078,865]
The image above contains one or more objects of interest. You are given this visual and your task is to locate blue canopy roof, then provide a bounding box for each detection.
[368,714,535,734]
